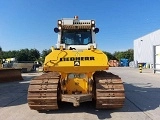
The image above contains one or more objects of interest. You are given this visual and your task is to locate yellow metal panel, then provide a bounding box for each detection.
[43,49,109,73]
[65,78,88,94]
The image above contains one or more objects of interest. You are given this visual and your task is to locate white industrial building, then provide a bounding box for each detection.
[134,29,160,73]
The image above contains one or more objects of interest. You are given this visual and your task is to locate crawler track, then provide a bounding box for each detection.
[27,72,60,110]
[94,71,125,109]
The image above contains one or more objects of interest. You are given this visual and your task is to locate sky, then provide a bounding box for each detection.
[0,0,160,53]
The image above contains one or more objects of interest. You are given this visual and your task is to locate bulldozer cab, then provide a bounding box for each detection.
[61,29,92,45]
[54,16,99,50]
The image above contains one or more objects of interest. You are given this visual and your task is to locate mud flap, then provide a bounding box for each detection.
[0,68,23,82]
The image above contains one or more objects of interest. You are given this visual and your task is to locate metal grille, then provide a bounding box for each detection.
[62,25,91,29]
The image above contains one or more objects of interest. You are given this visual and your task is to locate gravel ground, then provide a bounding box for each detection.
[0,68,160,120]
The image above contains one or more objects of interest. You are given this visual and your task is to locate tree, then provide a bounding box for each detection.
[113,51,124,61]
[103,51,117,60]
[16,49,29,61]
[28,49,40,61]
[41,49,52,62]
[113,49,134,62]
[125,49,134,62]
[0,46,2,59]
[16,48,40,61]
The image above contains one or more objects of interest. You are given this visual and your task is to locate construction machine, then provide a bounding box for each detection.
[0,59,23,82]
[27,16,125,110]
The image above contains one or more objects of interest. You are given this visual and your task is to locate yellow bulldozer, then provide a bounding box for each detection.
[27,16,125,110]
